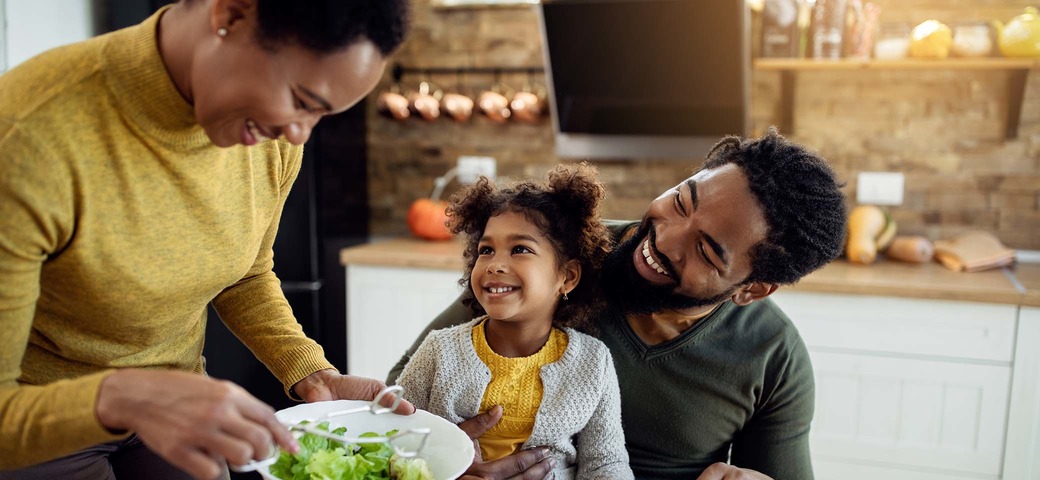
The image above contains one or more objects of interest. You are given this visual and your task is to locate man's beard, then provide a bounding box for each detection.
[601,221,736,315]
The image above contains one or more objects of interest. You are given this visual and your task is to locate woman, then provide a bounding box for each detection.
[0,0,411,479]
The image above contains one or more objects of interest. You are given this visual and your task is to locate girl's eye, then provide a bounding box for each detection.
[674,189,685,215]
[512,245,532,255]
[478,246,493,255]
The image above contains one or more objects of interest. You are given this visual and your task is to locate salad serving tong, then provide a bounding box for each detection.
[231,385,431,473]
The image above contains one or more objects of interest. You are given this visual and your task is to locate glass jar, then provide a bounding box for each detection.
[762,0,801,57]
[951,22,994,57]
[874,22,912,60]
[811,0,847,58]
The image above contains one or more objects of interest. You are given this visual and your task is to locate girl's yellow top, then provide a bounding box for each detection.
[472,321,569,461]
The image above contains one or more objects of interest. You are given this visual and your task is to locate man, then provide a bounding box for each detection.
[388,129,848,480]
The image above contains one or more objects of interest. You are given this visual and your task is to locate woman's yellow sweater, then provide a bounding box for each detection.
[0,9,334,468]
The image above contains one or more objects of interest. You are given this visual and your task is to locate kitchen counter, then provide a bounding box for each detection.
[340,238,466,270]
[340,238,1029,305]
[1011,262,1040,307]
[786,257,1022,304]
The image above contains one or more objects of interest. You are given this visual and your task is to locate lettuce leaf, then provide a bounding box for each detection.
[268,422,432,480]
[389,455,434,480]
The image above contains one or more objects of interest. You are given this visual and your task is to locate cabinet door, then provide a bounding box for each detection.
[814,458,997,480]
[810,351,1010,477]
[1003,306,1040,480]
[346,265,464,380]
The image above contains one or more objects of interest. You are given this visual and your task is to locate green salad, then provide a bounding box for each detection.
[269,421,433,480]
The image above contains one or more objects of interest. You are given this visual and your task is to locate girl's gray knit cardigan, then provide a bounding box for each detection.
[396,317,634,480]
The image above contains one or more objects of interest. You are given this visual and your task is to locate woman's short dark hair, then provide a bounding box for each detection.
[702,127,848,285]
[254,0,410,55]
[447,163,611,332]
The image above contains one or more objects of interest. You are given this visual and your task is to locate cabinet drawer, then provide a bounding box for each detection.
[771,292,1017,362]
[809,351,1011,476]
[814,458,997,480]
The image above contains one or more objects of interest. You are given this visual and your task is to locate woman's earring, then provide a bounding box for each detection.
[562,291,569,301]
[217,27,228,38]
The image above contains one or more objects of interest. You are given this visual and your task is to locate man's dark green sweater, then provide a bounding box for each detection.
[387,221,815,480]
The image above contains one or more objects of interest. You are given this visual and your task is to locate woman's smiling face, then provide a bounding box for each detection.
[189,7,386,147]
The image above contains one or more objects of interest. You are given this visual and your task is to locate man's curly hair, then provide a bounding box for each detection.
[702,127,847,285]
[447,163,611,331]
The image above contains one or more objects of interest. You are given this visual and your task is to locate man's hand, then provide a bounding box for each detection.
[292,369,415,415]
[696,463,773,480]
[96,369,298,480]
[456,405,555,480]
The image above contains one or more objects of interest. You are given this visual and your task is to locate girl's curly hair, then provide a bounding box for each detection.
[447,163,611,332]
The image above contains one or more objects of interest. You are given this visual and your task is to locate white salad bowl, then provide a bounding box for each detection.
[256,399,474,480]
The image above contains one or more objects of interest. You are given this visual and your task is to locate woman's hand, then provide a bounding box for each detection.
[291,369,415,415]
[95,369,297,480]
[696,463,773,480]
[456,405,556,480]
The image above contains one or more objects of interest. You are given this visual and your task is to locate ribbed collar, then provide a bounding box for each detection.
[473,318,567,365]
[102,5,210,149]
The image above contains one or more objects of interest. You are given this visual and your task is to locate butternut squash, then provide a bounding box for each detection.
[884,235,934,263]
[846,205,892,265]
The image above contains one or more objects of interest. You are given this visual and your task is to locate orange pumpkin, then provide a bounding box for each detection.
[407,199,452,240]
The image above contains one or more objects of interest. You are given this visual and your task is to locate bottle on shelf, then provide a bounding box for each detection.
[762,0,801,57]
[843,0,880,59]
[811,0,848,59]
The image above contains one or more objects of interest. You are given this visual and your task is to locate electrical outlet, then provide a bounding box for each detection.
[857,172,904,206]
[457,156,496,184]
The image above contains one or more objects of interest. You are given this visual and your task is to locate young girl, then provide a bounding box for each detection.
[396,164,633,480]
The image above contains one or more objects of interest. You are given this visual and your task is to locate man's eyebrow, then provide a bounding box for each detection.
[703,232,729,268]
[685,178,699,210]
[296,85,332,112]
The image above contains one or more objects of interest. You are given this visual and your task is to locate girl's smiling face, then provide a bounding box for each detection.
[471,210,576,326]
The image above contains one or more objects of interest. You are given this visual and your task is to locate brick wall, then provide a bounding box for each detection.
[367,0,1040,249]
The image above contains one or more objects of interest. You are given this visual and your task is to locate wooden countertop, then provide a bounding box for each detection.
[786,258,1021,304]
[1010,263,1040,307]
[340,238,467,271]
[341,238,1029,305]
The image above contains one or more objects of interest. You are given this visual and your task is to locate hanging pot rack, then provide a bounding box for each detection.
[391,63,544,82]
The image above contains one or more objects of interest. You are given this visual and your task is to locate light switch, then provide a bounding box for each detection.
[857,172,904,206]
[457,156,497,184]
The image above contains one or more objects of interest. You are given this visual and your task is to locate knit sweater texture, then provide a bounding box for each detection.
[396,317,634,480]
[472,321,568,461]
[0,8,334,469]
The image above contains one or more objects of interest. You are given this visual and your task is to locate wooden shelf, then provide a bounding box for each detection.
[755,58,1040,71]
[754,58,1038,139]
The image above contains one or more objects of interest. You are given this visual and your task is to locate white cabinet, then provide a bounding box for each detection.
[771,292,1023,480]
[342,262,1039,479]
[1003,306,1040,480]
[0,0,7,73]
[345,264,463,380]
